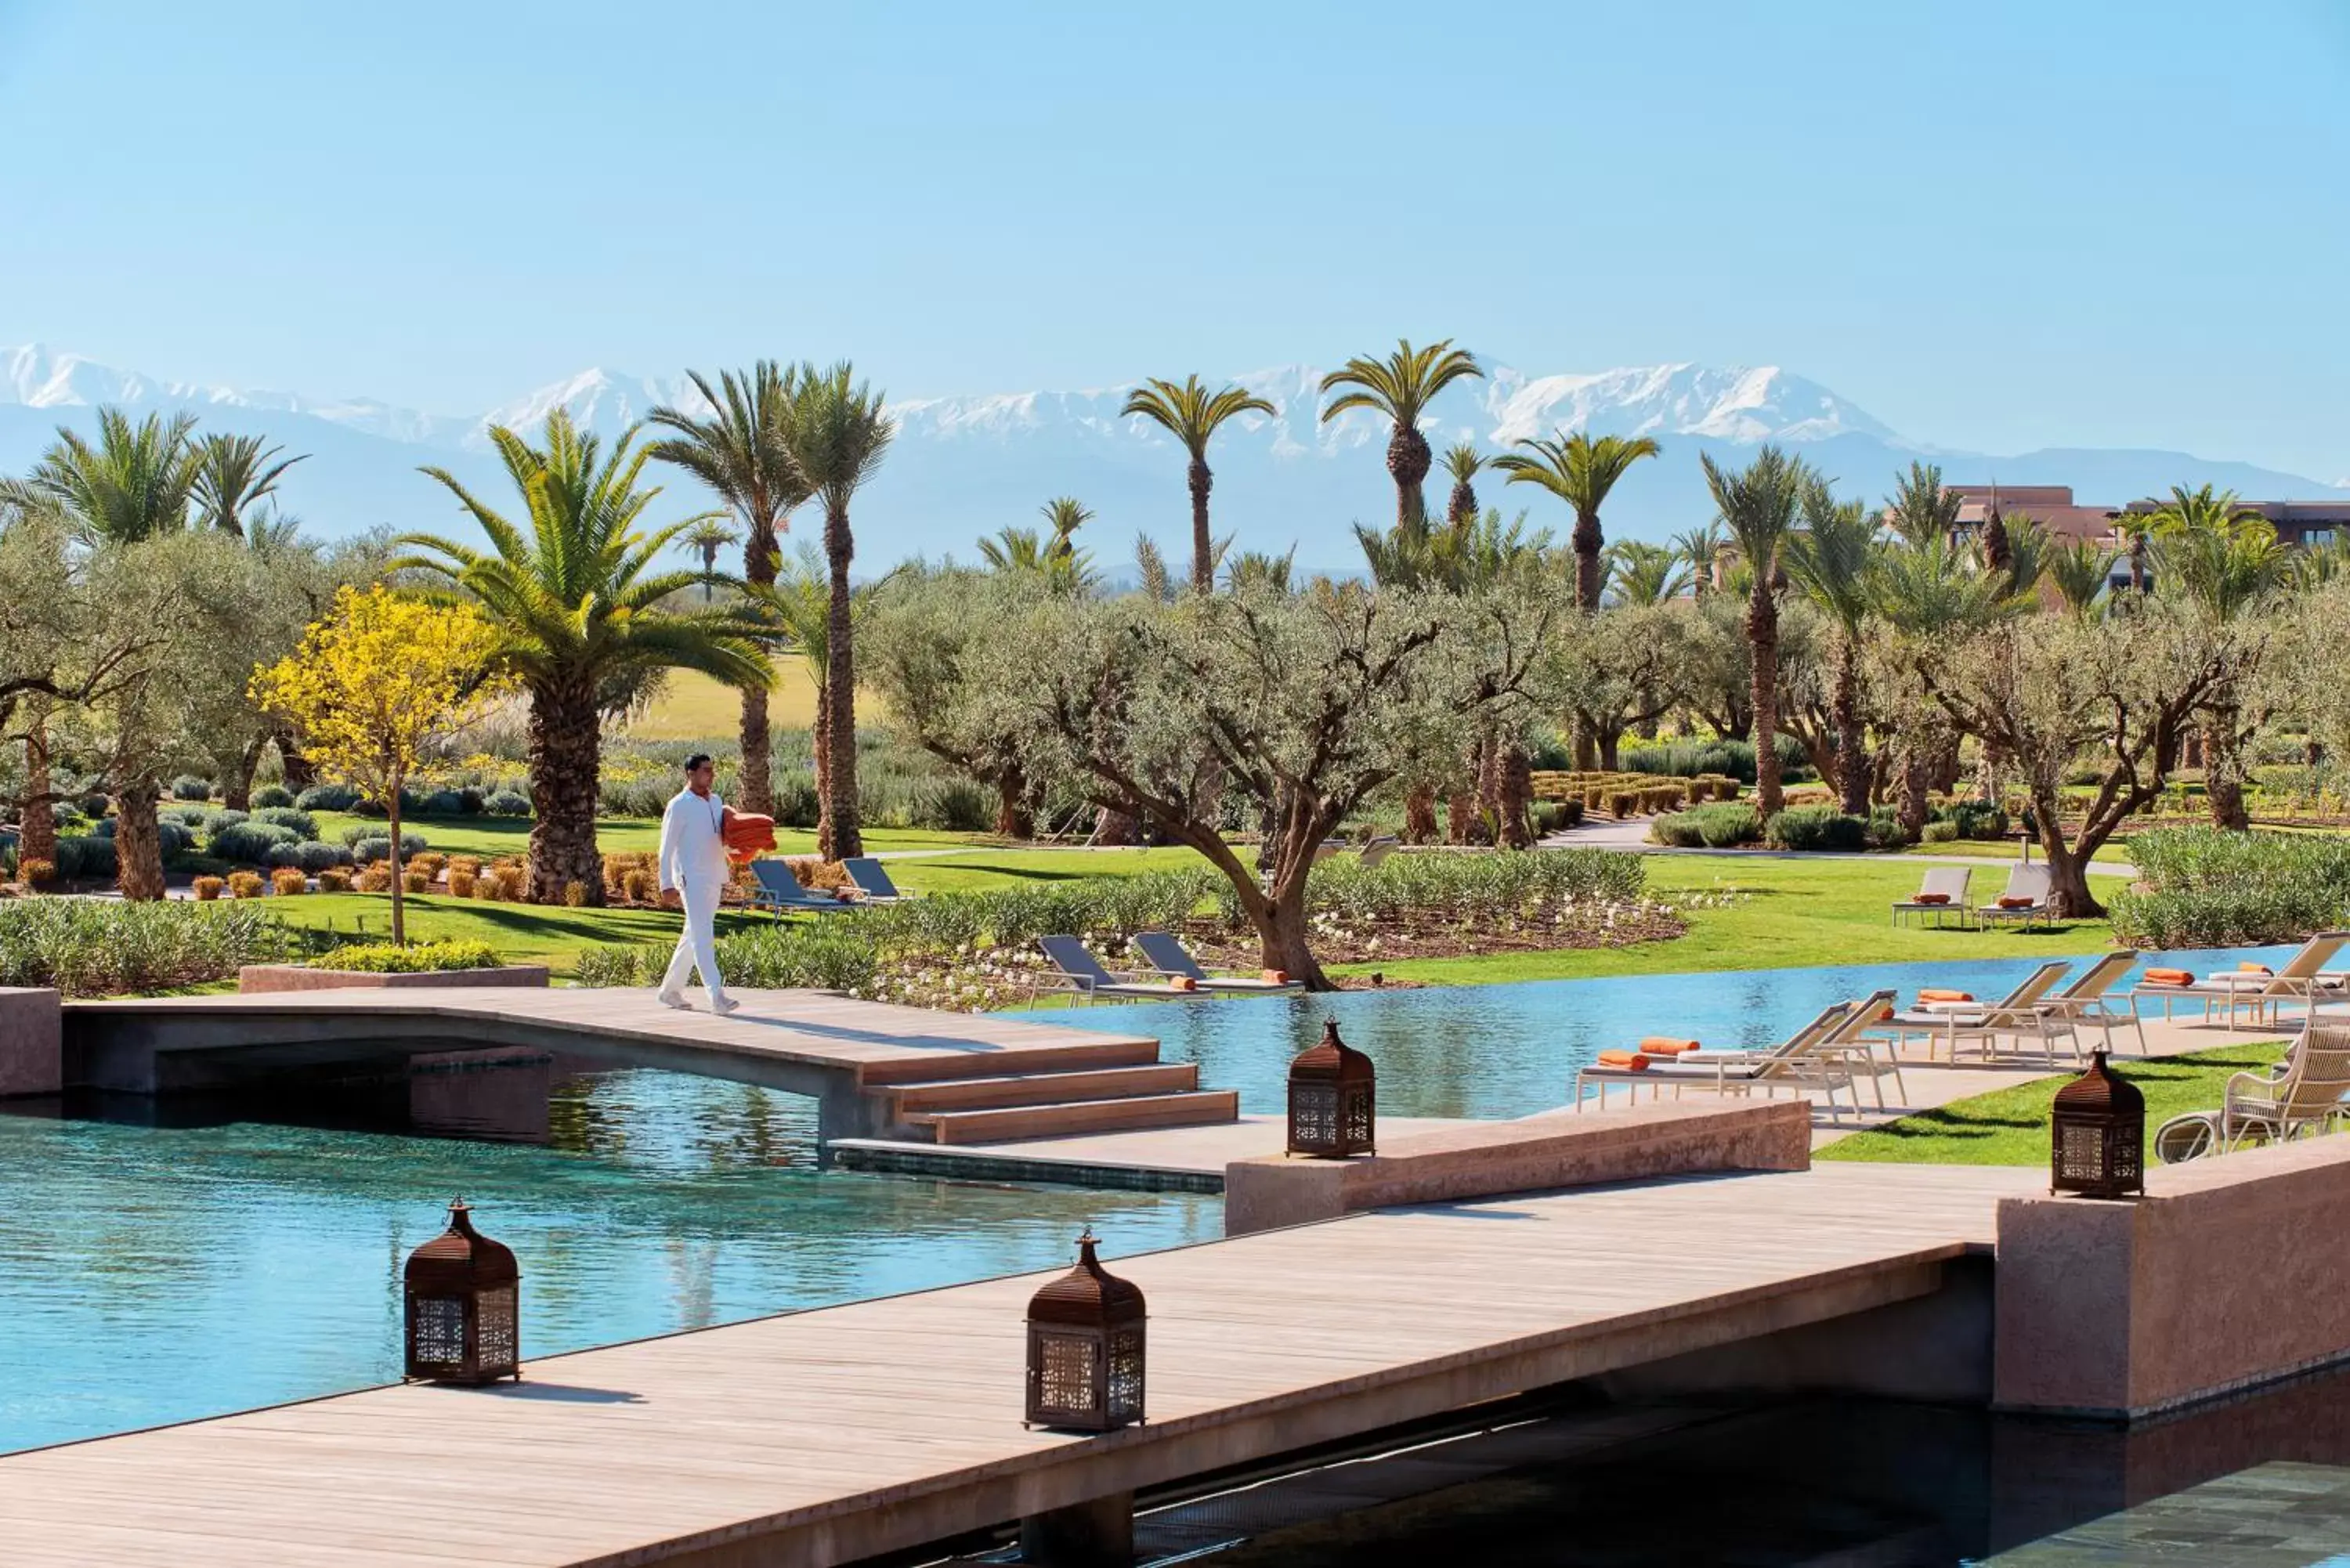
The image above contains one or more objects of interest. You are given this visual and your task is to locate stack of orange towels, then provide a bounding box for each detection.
[2142,967,2194,986]
[722,810,777,865]
[1594,1038,1701,1074]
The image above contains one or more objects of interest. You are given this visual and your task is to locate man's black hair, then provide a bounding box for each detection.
[685,753,714,773]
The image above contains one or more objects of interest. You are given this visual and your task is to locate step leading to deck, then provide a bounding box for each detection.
[905,1089,1242,1146]
[872,1062,1200,1116]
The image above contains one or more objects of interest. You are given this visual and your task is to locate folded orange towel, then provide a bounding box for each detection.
[1596,1050,1650,1071]
[1914,892,1950,905]
[1998,896,2036,909]
[1261,969,1289,985]
[1169,975,1197,992]
[1638,1036,1701,1055]
[721,810,777,864]
[1918,988,1975,1003]
[2238,963,2273,976]
[2142,967,2193,986]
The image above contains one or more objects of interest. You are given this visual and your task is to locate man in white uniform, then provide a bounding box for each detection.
[657,753,737,1014]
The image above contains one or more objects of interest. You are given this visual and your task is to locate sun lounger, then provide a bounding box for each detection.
[2039,951,2149,1053]
[1893,865,1972,929]
[1358,837,1400,871]
[839,856,908,904]
[1574,992,1900,1124]
[1871,960,2079,1066]
[1034,935,1200,1003]
[1976,863,2055,929]
[1129,930,1302,994]
[2131,932,2350,1031]
[745,858,853,916]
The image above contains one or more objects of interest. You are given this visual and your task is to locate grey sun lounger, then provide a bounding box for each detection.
[840,856,908,903]
[1034,935,1198,1003]
[746,858,853,916]
[1893,865,1972,928]
[1130,930,1303,994]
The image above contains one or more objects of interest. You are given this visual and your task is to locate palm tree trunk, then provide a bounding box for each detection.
[1833,638,1867,816]
[1403,782,1437,845]
[2204,712,2251,831]
[1500,743,1534,848]
[1748,587,1784,818]
[1574,508,1604,611]
[1188,459,1214,593]
[811,675,830,840]
[114,782,165,901]
[1387,425,1432,527]
[526,677,606,905]
[995,765,1033,840]
[819,500,861,862]
[222,737,266,813]
[738,525,779,816]
[20,724,55,872]
[1897,740,1932,835]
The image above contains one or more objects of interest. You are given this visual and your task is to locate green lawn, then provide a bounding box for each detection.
[309,811,975,862]
[262,891,770,974]
[881,846,1215,894]
[1896,838,2135,866]
[1818,1041,2290,1165]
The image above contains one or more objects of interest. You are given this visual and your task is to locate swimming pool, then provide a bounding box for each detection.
[0,1070,1218,1454]
[1032,944,2308,1119]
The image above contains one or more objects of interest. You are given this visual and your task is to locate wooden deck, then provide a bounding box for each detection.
[0,1161,2039,1567]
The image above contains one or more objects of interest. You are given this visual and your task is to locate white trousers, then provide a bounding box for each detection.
[660,879,728,1000]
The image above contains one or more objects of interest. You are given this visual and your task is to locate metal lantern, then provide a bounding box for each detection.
[1024,1230,1146,1433]
[403,1199,522,1385]
[1287,1017,1376,1158]
[2050,1050,2146,1199]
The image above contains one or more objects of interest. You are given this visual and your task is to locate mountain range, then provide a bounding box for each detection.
[5,343,2341,572]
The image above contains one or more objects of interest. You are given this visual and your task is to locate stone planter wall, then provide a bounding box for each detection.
[237,965,551,993]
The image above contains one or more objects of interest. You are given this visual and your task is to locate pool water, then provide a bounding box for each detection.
[0,1069,1218,1455]
[1035,944,2308,1118]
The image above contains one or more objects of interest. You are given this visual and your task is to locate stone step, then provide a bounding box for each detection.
[856,1037,1162,1088]
[906,1089,1241,1146]
[874,1063,1200,1115]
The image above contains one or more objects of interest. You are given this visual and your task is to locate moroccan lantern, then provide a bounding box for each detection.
[1286,1017,1376,1158]
[1024,1230,1146,1433]
[2050,1050,2146,1199]
[403,1198,522,1385]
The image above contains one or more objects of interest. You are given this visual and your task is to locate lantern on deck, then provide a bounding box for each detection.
[2050,1050,2145,1199]
[404,1199,522,1385]
[1287,1018,1376,1158]
[1024,1230,1146,1433]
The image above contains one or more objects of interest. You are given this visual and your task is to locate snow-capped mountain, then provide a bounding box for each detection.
[2,341,2341,567]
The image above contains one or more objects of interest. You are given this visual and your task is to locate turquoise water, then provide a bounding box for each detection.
[1035,944,2307,1118]
[0,1070,1218,1455]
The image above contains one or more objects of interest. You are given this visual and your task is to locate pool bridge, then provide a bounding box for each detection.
[59,987,1238,1144]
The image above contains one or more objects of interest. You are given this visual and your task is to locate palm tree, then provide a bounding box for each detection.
[2,407,201,542]
[1701,446,1810,818]
[2113,511,2158,593]
[2152,504,2290,831]
[746,545,898,829]
[679,518,740,601]
[1223,545,1296,594]
[783,362,893,862]
[1882,461,1961,548]
[1441,443,1487,527]
[1318,339,1484,528]
[1119,375,1274,593]
[1978,493,2013,577]
[191,433,305,537]
[1668,520,1730,596]
[1605,540,1693,606]
[978,497,1099,595]
[401,411,769,903]
[1784,482,1880,813]
[1493,431,1661,610]
[648,363,812,815]
[2045,540,2117,618]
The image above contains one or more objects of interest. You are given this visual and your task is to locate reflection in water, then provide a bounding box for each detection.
[1040,941,2310,1119]
[0,1066,1217,1454]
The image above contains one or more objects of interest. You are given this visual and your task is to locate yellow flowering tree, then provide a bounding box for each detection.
[252,586,512,943]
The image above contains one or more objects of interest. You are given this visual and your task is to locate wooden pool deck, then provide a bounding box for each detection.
[0,1160,2037,1568]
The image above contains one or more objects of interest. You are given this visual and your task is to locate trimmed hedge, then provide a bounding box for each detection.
[296,782,363,811]
[251,785,297,809]
[1763,805,1869,851]
[349,833,431,864]
[170,774,212,801]
[317,939,501,974]
[2110,828,2350,947]
[209,820,302,864]
[1652,802,1762,848]
[484,789,532,817]
[252,806,319,840]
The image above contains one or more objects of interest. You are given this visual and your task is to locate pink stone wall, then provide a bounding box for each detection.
[1995,1134,2350,1418]
[237,965,551,992]
[0,987,61,1097]
[1224,1100,1813,1237]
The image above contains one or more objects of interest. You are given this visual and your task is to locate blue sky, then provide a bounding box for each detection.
[2,0,2345,478]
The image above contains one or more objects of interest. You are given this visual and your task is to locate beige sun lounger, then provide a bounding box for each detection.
[2133,931,2350,1031]
[1976,863,2054,929]
[1893,865,1972,929]
[1573,990,1900,1125]
[1871,960,2079,1066]
[2039,951,2149,1053]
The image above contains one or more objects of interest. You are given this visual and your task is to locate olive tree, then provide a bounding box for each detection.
[957,578,1553,988]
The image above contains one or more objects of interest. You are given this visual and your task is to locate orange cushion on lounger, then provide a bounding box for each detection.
[721,810,777,864]
[2142,967,2193,985]
[1596,1050,1650,1071]
[1914,893,1950,905]
[1918,988,1974,1003]
[2238,963,2273,976]
[1998,896,2036,909]
[1261,969,1289,985]
[1638,1036,1700,1055]
[1877,1003,1896,1021]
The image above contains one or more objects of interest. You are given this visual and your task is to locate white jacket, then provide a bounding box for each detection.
[658,787,732,891]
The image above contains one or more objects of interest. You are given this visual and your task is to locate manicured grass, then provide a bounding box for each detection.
[1897,838,2134,866]
[1330,854,2121,987]
[309,811,973,862]
[616,659,826,739]
[1818,1041,2290,1165]
[882,846,1217,894]
[260,892,765,976]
